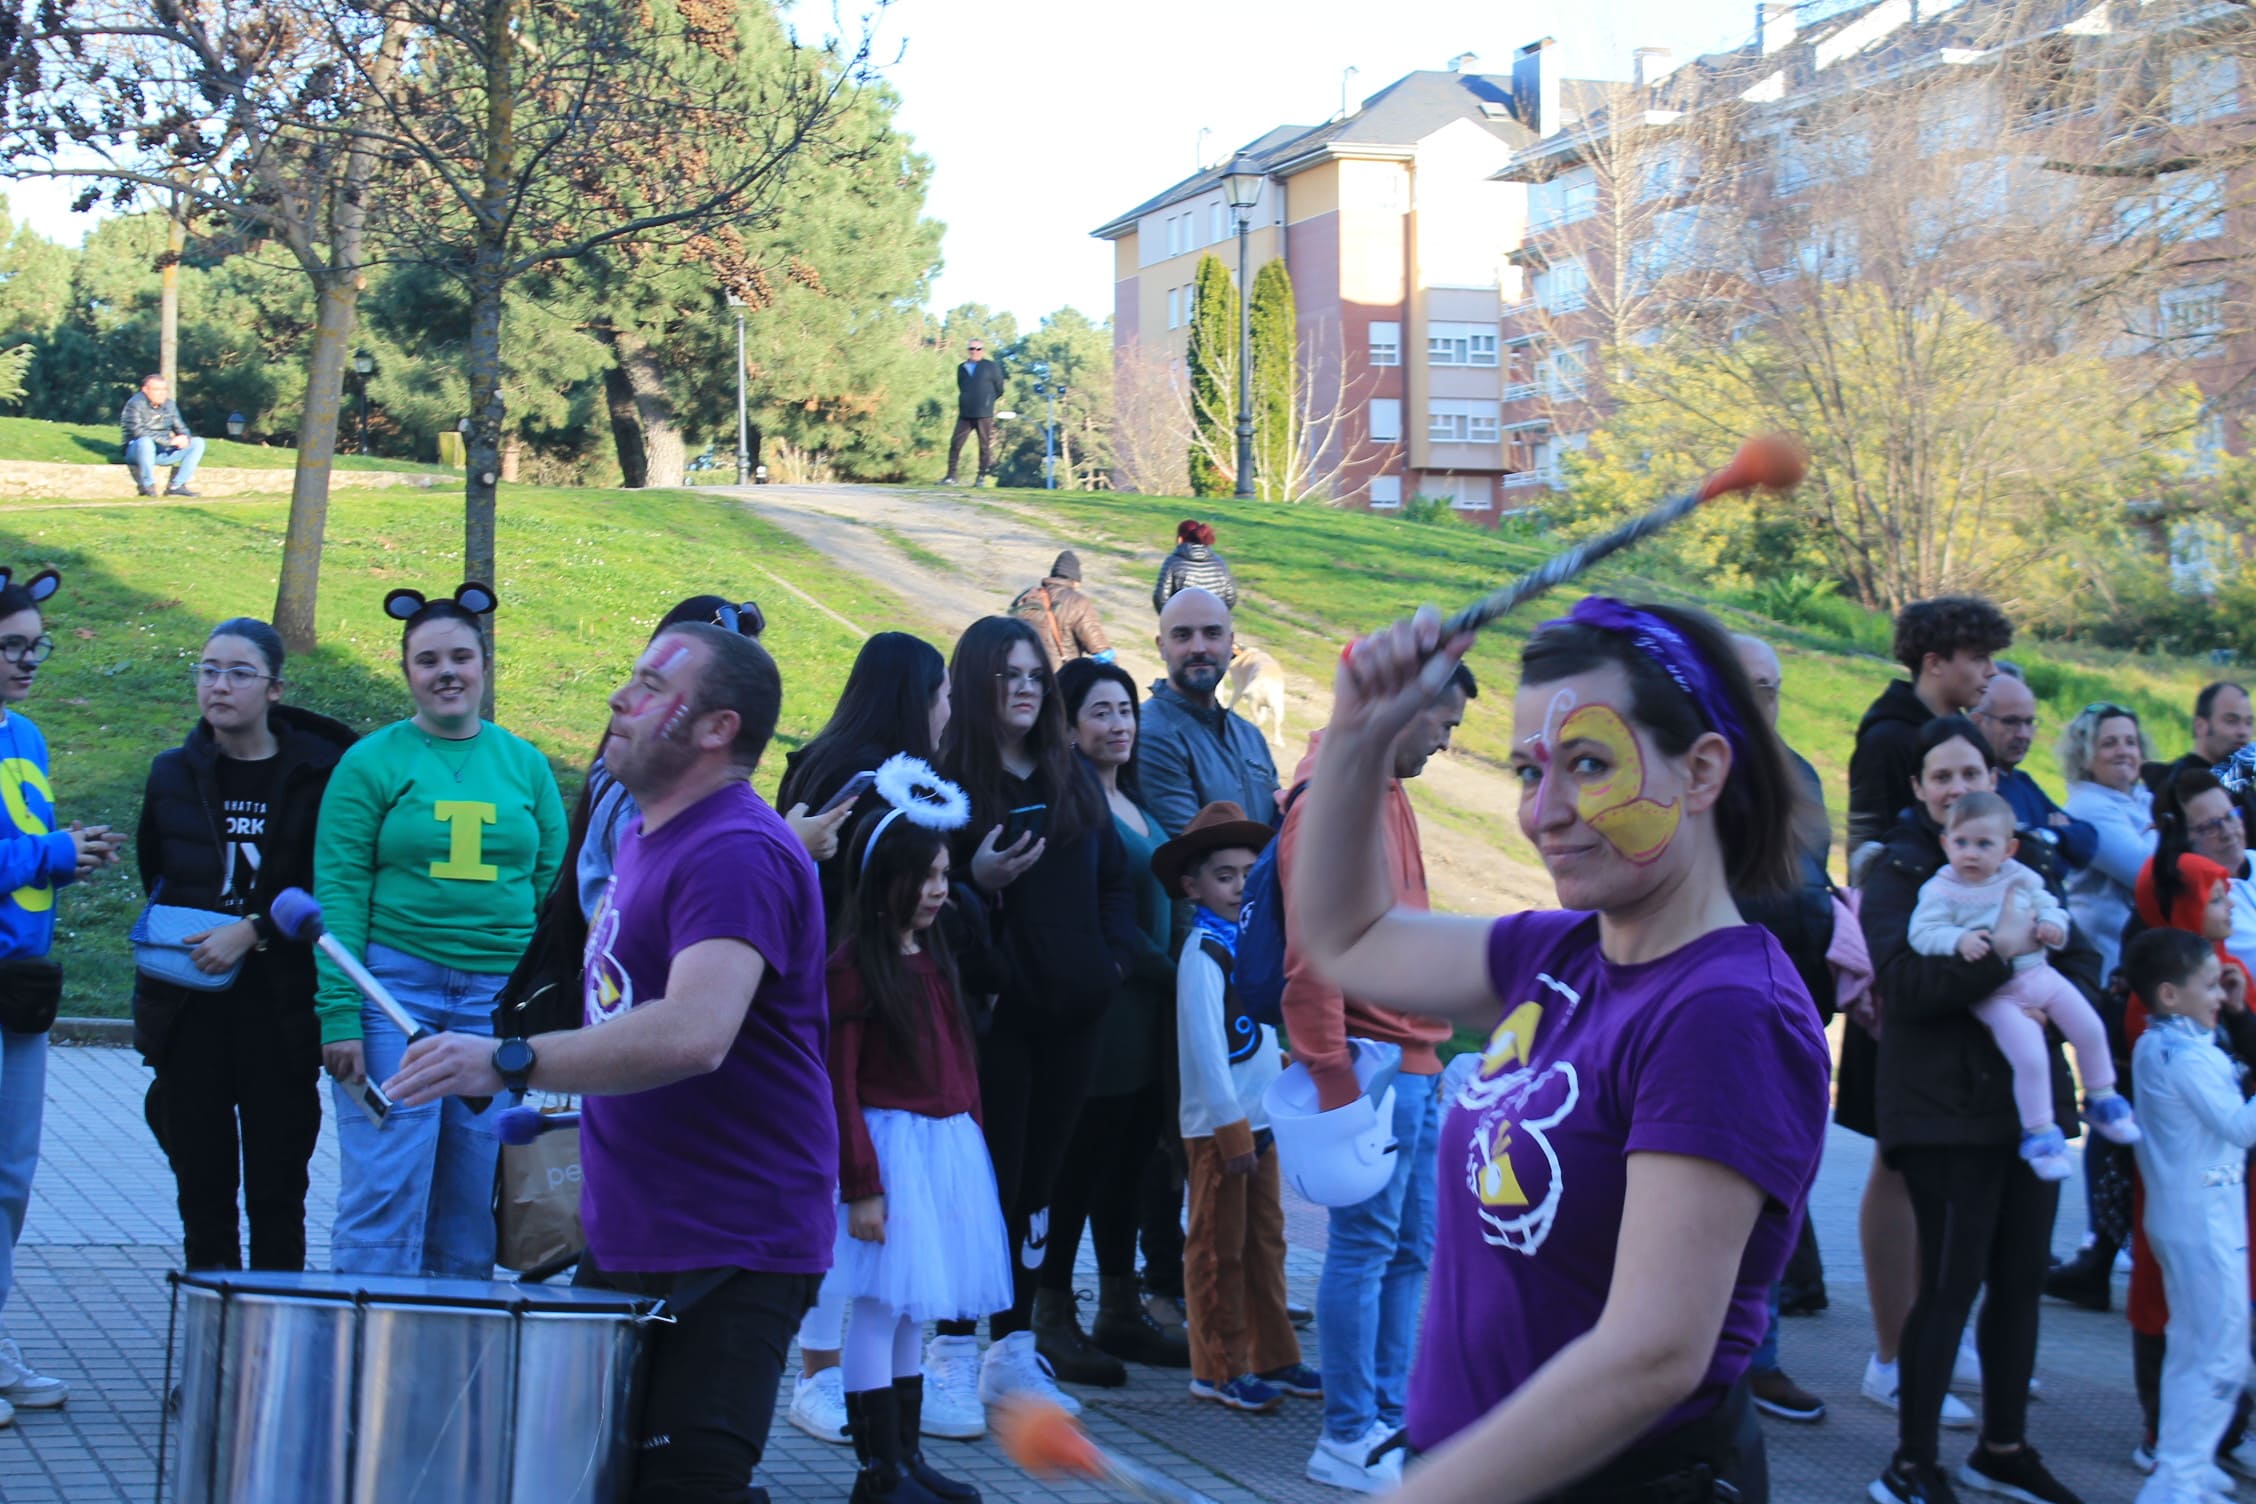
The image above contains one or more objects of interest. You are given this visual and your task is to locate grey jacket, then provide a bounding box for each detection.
[121,393,189,448]
[1152,543,1240,612]
[1138,680,1279,838]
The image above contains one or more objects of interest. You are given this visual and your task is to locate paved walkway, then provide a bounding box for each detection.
[0,1039,2147,1503]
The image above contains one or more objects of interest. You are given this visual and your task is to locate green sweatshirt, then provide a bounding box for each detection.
[312,718,567,1043]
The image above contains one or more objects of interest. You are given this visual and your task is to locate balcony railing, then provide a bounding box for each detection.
[1503,381,1539,402]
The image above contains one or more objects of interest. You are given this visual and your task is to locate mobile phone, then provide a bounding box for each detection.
[1002,803,1048,847]
[341,1076,393,1128]
[816,770,878,817]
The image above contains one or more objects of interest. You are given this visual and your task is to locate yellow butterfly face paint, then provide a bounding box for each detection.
[1554,703,1681,864]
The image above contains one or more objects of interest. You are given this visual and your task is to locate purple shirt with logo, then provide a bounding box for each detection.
[1406,910,1829,1451]
[579,780,836,1274]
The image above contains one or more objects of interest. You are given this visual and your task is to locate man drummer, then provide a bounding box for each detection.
[388,623,833,1503]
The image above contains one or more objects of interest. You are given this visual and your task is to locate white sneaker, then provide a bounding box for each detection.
[0,1395,14,1428]
[1306,1422,1405,1494]
[787,1366,850,1445]
[978,1329,1081,1417]
[2133,1441,2158,1475]
[1859,1353,1975,1429]
[1948,1338,2042,1397]
[921,1335,987,1439]
[0,1340,65,1409]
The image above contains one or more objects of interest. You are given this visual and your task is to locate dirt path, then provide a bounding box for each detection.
[718,482,1554,917]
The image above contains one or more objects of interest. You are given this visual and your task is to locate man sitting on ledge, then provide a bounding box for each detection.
[121,373,205,498]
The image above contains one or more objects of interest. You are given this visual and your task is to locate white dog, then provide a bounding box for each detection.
[1226,643,1287,749]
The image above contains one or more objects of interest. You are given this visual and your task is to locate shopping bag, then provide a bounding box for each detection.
[496,1105,583,1272]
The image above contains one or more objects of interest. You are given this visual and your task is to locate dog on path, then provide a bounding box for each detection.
[1226,643,1287,749]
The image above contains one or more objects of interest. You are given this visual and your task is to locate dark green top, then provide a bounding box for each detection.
[1089,801,1172,1097]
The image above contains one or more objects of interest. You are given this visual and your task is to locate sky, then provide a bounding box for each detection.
[2,0,1767,328]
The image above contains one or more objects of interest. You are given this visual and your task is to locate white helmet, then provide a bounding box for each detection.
[1264,1038,1403,1208]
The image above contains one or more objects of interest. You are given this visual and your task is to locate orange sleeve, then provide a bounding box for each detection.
[1276,790,1359,1112]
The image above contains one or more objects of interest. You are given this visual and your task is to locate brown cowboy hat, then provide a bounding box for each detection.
[1151,801,1273,893]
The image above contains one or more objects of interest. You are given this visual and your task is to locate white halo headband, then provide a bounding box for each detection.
[859,754,972,875]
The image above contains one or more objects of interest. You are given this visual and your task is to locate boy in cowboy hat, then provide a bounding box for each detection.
[1154,802,1317,1416]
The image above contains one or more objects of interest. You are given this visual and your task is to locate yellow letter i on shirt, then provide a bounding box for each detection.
[430,800,499,880]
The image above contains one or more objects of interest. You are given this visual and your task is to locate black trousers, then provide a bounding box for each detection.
[144,990,322,1271]
[579,1257,820,1504]
[1894,1145,2058,1465]
[1138,1140,1188,1299]
[1040,1084,1162,1291]
[946,417,997,479]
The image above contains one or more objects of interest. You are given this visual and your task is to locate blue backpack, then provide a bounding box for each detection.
[1232,783,1308,1028]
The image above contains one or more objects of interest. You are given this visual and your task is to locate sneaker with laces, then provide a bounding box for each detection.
[920,1335,987,1439]
[2019,1128,2073,1181]
[1861,1354,1975,1429]
[1751,1367,1826,1422]
[1872,1454,1961,1504]
[2087,1092,2142,1144]
[978,1329,1081,1416]
[1258,1362,1322,1398]
[1957,1444,2083,1504]
[1307,1423,1405,1494]
[787,1366,850,1445]
[0,1341,66,1409]
[1188,1373,1281,1412]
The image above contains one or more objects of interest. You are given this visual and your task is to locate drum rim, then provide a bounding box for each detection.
[169,1268,655,1316]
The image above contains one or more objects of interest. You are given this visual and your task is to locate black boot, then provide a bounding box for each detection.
[845,1387,947,1503]
[2043,1242,2116,1312]
[1032,1286,1127,1386]
[892,1376,979,1502]
[1091,1273,1190,1369]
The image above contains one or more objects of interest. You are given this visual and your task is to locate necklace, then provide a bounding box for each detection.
[420,727,482,783]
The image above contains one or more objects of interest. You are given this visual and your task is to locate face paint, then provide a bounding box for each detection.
[658,695,693,741]
[1554,703,1682,863]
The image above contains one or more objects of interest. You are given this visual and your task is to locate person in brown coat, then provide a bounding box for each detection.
[1010,551,1114,672]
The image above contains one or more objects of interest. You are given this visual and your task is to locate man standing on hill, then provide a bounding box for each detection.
[120,373,205,498]
[1139,587,1279,838]
[943,336,1007,486]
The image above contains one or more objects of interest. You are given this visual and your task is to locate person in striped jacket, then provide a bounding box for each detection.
[1153,521,1240,613]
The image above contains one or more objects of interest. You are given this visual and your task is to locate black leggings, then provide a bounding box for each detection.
[1138,1142,1188,1299]
[1894,1145,2058,1465]
[1040,1085,1162,1291]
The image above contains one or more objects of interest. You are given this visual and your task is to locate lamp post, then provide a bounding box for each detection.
[225,412,246,440]
[1221,153,1266,500]
[727,294,750,486]
[351,347,375,454]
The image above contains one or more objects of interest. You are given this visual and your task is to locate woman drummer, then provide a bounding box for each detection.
[1291,598,1830,1503]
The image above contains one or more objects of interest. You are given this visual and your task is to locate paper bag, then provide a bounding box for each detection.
[496,1114,583,1272]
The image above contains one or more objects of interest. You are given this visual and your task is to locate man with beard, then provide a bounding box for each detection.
[1139,587,1281,838]
[386,623,833,1504]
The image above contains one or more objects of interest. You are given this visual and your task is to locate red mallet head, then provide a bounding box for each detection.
[1698,432,1808,502]
[994,1396,1104,1479]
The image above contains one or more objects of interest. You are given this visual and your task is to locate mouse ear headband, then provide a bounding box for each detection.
[860,754,971,874]
[0,568,62,605]
[383,581,498,621]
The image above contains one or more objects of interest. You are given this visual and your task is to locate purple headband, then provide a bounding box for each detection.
[1547,597,1754,768]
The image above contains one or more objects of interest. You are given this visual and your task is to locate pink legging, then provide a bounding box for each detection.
[1973,963,2115,1132]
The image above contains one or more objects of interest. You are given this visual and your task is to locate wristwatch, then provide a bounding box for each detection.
[492,1036,537,1095]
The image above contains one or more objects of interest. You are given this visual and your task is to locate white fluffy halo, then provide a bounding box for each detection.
[873,753,970,833]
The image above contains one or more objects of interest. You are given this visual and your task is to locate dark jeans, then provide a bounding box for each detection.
[579,1257,820,1503]
[1040,1084,1161,1290]
[946,416,997,479]
[143,991,322,1271]
[1894,1144,2058,1466]
[1139,1140,1188,1299]
[1781,1209,1824,1296]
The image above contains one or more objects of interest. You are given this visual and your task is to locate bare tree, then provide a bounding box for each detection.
[1183,328,1400,504]
[1109,343,1192,496]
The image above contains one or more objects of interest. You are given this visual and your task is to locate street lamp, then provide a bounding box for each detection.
[1221,153,1266,500]
[726,293,750,486]
[225,412,246,440]
[351,347,376,455]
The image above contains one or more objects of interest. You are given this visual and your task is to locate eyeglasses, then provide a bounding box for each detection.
[2192,808,2246,842]
[994,668,1048,693]
[1976,711,2039,732]
[712,601,764,639]
[0,635,54,666]
[2083,702,2137,722]
[193,664,275,689]
[1748,678,1781,699]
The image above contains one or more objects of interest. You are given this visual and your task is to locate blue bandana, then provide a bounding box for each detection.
[1193,904,1240,959]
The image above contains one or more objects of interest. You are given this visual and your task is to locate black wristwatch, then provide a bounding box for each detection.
[492,1036,537,1095]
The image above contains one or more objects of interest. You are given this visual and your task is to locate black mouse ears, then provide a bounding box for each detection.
[0,568,62,605]
[383,581,497,622]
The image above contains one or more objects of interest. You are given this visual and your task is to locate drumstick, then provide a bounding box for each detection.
[270,887,492,1114]
[495,1106,579,1145]
[994,1397,1223,1504]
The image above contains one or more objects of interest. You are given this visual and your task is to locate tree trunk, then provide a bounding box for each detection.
[465,0,519,718]
[602,363,649,488]
[274,275,358,652]
[606,329,685,488]
[159,207,183,390]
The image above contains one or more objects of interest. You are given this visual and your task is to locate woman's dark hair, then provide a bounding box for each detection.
[838,805,969,1085]
[656,594,762,640]
[777,632,949,812]
[1521,601,1800,896]
[1058,657,1144,805]
[939,616,1103,852]
[1915,714,1997,770]
[399,600,487,658]
[2153,768,2227,918]
[207,617,286,679]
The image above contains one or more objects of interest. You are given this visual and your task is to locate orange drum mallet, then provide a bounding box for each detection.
[994,1397,1225,1504]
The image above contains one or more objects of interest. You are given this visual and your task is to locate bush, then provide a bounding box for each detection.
[1400,494,1458,526]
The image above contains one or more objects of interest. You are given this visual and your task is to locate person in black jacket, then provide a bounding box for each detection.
[1862,715,2093,1504]
[1152,521,1240,613]
[1847,596,2014,854]
[942,337,1008,486]
[133,618,354,1271]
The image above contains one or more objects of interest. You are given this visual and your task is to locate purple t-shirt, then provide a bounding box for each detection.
[1406,910,1830,1452]
[578,781,836,1274]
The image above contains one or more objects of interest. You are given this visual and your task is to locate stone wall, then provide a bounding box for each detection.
[0,462,447,501]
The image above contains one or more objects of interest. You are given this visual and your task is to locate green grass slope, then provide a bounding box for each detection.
[0,416,449,474]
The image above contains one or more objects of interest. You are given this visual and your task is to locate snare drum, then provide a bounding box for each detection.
[170,1270,654,1504]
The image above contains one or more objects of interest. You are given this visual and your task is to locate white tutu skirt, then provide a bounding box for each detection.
[833,1109,1013,1323]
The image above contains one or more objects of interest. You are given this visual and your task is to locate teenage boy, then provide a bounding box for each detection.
[1848,595,2014,852]
[1152,801,1316,1418]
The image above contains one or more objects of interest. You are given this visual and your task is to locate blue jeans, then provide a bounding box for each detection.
[125,435,206,491]
[331,943,503,1277]
[1316,1070,1440,1443]
[0,1030,46,1316]
[1751,1282,1783,1375]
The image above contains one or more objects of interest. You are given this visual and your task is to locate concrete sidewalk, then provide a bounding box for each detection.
[0,1042,2148,1503]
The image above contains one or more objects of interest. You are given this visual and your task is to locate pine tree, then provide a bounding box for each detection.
[1183,254,1239,497]
[1249,259,1296,502]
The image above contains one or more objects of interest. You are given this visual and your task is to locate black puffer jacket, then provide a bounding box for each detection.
[1864,806,2092,1154]
[132,704,357,1017]
[1737,748,1837,1023]
[1847,679,1934,851]
[1152,543,1240,612]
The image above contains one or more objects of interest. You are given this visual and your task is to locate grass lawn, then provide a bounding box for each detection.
[0,482,926,1017]
[0,416,450,474]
